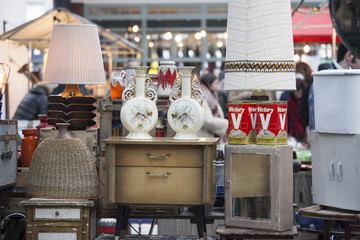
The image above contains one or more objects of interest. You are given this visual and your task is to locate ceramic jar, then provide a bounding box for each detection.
[157,61,177,98]
[167,66,205,140]
[120,66,158,139]
[21,129,39,167]
[110,67,126,99]
[53,123,71,139]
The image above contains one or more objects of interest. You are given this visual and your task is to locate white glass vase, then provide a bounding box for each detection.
[120,66,158,139]
[167,66,205,140]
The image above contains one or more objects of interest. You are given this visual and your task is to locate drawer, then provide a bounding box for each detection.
[34,207,81,220]
[114,144,203,167]
[115,166,203,205]
[33,226,81,240]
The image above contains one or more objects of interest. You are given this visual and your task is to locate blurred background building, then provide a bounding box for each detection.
[0,0,335,74]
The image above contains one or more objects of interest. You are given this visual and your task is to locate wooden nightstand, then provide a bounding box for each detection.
[103,137,217,239]
[21,198,97,240]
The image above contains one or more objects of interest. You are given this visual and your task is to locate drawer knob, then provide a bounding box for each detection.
[146,153,171,159]
[55,211,60,216]
[146,172,171,177]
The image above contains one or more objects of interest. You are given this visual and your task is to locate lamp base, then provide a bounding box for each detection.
[250,90,269,101]
[60,84,83,97]
[46,95,97,130]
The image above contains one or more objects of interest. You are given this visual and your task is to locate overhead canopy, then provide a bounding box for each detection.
[0,7,142,54]
[292,8,341,43]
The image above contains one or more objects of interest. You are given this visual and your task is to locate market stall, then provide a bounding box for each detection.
[0,7,142,119]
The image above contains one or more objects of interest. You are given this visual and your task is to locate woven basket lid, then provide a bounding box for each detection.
[224,0,296,91]
[26,138,99,198]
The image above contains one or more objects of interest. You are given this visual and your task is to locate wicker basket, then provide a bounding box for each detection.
[26,138,99,198]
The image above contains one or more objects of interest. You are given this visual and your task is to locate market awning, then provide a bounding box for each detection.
[292,8,341,43]
[0,7,142,54]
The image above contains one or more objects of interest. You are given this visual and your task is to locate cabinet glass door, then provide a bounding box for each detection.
[231,153,271,221]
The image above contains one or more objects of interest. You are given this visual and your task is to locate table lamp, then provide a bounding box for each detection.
[224,0,296,94]
[44,24,106,97]
[43,24,106,130]
[223,0,295,233]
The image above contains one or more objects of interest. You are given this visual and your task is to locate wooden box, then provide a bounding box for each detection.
[21,198,97,240]
[0,120,18,188]
[312,132,360,211]
[224,144,293,231]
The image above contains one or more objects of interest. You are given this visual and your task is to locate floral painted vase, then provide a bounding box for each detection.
[157,61,177,98]
[120,66,158,139]
[167,66,205,140]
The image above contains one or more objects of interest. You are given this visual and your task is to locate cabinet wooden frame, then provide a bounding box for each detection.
[224,144,293,231]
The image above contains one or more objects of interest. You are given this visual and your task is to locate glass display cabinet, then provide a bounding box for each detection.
[224,144,293,231]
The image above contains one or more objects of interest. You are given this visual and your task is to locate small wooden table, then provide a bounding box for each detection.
[298,205,360,240]
[216,225,298,240]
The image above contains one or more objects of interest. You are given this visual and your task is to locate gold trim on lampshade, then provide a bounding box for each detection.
[224,0,296,91]
[43,24,106,85]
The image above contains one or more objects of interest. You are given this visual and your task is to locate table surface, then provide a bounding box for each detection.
[216,225,298,238]
[298,205,360,221]
[103,136,219,145]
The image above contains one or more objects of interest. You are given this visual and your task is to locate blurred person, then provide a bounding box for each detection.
[13,84,50,120]
[295,62,314,131]
[197,73,228,145]
[318,63,331,71]
[280,73,305,135]
[296,61,313,87]
[217,70,229,119]
[288,78,306,143]
[308,43,360,131]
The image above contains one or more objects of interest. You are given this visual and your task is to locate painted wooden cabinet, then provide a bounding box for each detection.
[22,198,97,240]
[0,120,18,188]
[312,132,360,211]
[224,144,293,231]
[104,137,217,205]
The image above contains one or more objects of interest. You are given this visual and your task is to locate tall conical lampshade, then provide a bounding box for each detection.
[224,0,296,91]
[44,24,106,88]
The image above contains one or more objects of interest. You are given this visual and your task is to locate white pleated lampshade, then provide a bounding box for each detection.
[44,24,106,85]
[224,0,296,91]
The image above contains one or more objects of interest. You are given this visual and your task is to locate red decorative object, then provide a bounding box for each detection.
[157,61,177,98]
[21,129,39,167]
[36,114,50,137]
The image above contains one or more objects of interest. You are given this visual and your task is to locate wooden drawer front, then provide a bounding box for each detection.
[115,145,203,167]
[38,232,77,240]
[34,226,81,240]
[34,208,81,220]
[115,166,203,204]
